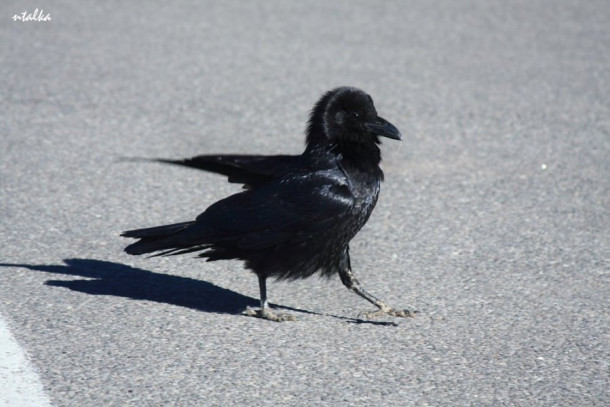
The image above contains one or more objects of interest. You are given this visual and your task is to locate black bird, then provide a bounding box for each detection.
[122,87,414,321]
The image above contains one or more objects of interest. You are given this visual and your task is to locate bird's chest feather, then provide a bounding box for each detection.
[338,162,381,233]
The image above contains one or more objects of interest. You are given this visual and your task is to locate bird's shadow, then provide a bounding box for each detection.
[0,259,396,326]
[1,258,258,314]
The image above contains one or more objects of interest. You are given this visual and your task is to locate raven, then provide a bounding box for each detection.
[122,87,414,321]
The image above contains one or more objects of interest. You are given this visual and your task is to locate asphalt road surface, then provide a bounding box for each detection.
[1,1,608,405]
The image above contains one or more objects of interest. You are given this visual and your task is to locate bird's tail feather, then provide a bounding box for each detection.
[122,221,195,255]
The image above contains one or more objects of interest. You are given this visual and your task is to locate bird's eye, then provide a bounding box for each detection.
[352,112,360,119]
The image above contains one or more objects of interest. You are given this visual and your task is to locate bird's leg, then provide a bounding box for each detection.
[242,275,296,322]
[339,266,416,319]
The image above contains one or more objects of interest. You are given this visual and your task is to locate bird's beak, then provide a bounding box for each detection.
[365,116,402,140]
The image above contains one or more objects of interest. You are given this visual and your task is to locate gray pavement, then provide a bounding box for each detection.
[1,1,609,405]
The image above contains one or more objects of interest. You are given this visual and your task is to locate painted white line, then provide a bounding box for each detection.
[0,315,52,407]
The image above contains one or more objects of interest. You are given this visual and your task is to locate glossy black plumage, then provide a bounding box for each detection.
[122,87,414,321]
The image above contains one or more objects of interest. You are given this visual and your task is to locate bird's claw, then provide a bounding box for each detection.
[242,308,297,322]
[359,307,417,319]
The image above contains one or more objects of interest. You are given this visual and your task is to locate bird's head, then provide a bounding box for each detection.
[306,87,401,148]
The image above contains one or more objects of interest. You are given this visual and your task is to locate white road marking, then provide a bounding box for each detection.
[0,315,52,407]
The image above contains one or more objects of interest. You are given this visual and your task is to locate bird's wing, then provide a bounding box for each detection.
[154,155,301,187]
[175,168,355,250]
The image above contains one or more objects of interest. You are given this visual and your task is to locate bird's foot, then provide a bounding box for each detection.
[242,308,297,322]
[359,303,417,319]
